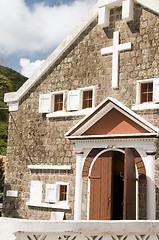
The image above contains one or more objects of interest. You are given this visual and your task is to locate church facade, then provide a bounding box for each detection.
[3,0,159,221]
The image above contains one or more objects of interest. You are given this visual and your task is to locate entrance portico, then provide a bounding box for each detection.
[65,97,158,220]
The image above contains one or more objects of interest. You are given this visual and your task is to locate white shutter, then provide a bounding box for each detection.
[45,184,56,203]
[39,94,52,113]
[153,79,159,103]
[30,181,42,203]
[67,90,80,111]
[56,183,60,202]
[136,81,140,105]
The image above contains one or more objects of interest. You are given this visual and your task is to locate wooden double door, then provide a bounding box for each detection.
[89,149,136,220]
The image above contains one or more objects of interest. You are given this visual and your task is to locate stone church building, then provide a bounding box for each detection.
[3,0,159,221]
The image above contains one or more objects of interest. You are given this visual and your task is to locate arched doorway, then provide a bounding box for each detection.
[88,149,137,220]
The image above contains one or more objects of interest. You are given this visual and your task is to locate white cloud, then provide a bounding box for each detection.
[0,0,96,55]
[20,58,45,77]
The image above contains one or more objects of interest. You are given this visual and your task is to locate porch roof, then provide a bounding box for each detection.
[65,97,159,139]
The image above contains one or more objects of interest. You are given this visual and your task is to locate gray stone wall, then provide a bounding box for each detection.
[3,4,159,220]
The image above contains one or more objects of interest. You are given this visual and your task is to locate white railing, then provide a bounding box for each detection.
[15,233,159,240]
[0,218,159,240]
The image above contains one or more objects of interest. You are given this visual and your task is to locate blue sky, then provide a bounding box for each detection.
[0,0,96,77]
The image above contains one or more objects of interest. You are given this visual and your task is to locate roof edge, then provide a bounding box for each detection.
[4,3,98,104]
[136,0,159,15]
[66,132,158,140]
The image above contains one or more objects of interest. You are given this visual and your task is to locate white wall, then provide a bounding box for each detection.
[1,218,159,240]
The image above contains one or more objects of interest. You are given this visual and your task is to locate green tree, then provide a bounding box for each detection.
[0,122,8,156]
[0,65,27,194]
[0,65,27,156]
[0,158,4,193]
[0,65,27,91]
[0,74,11,121]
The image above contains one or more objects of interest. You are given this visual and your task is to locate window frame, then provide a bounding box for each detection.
[54,93,64,112]
[79,86,95,111]
[82,89,93,109]
[59,185,67,201]
[132,78,159,111]
[56,182,69,206]
[52,90,66,113]
[140,82,153,104]
[136,79,154,105]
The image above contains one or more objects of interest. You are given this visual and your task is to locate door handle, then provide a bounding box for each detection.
[108,197,111,208]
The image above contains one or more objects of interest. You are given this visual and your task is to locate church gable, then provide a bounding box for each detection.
[66,98,159,137]
[83,108,149,136]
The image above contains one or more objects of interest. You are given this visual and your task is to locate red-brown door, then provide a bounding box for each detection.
[89,151,112,220]
[89,149,136,220]
[123,148,136,220]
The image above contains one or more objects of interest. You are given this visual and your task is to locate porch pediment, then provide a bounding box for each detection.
[83,108,149,136]
[66,97,159,138]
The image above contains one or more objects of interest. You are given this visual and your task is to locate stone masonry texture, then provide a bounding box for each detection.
[3,4,159,220]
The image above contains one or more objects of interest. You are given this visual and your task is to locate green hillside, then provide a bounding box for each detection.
[0,65,27,155]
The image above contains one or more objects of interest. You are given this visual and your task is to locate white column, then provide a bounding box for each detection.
[145,152,156,220]
[74,151,83,220]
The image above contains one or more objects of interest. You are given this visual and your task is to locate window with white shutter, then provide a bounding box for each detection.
[46,182,69,205]
[30,181,42,203]
[67,87,95,112]
[39,94,52,113]
[39,91,66,114]
[40,87,95,116]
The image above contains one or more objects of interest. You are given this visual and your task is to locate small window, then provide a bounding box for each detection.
[82,90,93,109]
[54,94,63,111]
[132,79,159,111]
[141,82,153,103]
[59,185,67,201]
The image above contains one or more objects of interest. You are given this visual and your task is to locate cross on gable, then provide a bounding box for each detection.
[101,31,132,89]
